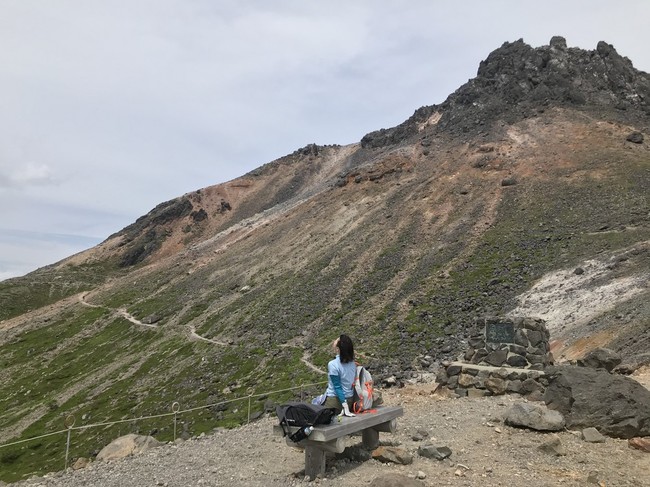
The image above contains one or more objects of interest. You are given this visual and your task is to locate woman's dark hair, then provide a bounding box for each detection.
[338,334,354,363]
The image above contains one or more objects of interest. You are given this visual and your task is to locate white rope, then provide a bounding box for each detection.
[0,380,327,450]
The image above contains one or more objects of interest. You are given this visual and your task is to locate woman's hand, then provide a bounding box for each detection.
[339,402,356,417]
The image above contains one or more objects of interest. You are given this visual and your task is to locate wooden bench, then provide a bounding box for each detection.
[274,405,404,480]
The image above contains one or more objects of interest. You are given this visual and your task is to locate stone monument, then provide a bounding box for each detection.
[437,317,554,398]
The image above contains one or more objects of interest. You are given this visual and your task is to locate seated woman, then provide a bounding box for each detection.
[323,334,357,417]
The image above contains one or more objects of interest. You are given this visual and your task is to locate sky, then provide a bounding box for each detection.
[1,1,649,281]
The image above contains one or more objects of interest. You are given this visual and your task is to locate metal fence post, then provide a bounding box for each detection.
[171,402,180,441]
[247,395,252,424]
[63,415,75,470]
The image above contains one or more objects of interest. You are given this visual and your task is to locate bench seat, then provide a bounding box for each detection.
[274,405,403,480]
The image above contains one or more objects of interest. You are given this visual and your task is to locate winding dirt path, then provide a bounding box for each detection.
[80,293,327,376]
[188,326,228,345]
[301,350,327,375]
[79,293,157,329]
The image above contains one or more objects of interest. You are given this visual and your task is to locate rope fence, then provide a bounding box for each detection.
[0,380,328,472]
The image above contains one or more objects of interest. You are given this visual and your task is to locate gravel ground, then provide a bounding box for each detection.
[12,375,650,487]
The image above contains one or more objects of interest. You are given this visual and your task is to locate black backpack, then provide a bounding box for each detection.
[276,402,335,442]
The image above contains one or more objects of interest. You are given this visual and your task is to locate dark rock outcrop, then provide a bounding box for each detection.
[361,36,650,147]
[543,365,650,438]
[577,347,622,372]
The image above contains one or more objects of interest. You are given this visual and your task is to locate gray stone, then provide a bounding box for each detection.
[504,402,565,431]
[458,373,476,387]
[484,350,508,366]
[418,444,452,460]
[468,337,485,348]
[544,365,650,438]
[471,349,488,364]
[72,457,90,470]
[96,434,163,462]
[465,367,480,376]
[587,471,603,485]
[454,387,468,397]
[467,388,489,398]
[514,330,528,347]
[538,434,566,456]
[337,445,372,462]
[521,377,543,393]
[582,427,606,443]
[527,330,543,347]
[626,131,644,144]
[416,428,430,438]
[508,344,527,355]
[477,370,490,385]
[369,474,425,487]
[526,390,545,402]
[485,377,507,395]
[550,36,567,50]
[446,364,462,376]
[494,367,510,379]
[506,354,528,367]
[577,347,622,372]
[506,379,523,393]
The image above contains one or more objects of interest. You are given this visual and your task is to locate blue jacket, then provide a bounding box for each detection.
[325,355,356,404]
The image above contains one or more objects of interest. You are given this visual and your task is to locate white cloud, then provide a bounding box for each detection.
[0,162,54,188]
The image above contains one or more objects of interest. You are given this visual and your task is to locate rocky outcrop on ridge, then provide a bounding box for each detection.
[361,36,650,147]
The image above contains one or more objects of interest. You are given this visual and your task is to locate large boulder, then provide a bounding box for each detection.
[96,434,163,462]
[543,365,650,438]
[577,347,621,372]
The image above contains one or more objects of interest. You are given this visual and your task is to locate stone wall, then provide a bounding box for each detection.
[436,317,554,398]
[437,363,549,400]
[464,317,554,370]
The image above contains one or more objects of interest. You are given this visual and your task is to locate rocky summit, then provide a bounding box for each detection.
[0,36,649,482]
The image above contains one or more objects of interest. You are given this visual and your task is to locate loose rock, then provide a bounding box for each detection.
[371,446,413,465]
[369,474,424,487]
[504,402,565,431]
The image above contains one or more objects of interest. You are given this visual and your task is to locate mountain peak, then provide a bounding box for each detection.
[362,36,650,148]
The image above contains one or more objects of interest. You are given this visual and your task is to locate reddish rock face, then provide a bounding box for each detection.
[628,437,650,453]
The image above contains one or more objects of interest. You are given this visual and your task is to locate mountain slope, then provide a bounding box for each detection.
[0,36,649,482]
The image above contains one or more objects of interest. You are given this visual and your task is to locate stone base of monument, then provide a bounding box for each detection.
[437,362,549,399]
[437,317,554,399]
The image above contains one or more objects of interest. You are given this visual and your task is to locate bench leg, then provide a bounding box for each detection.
[362,427,379,450]
[304,445,326,480]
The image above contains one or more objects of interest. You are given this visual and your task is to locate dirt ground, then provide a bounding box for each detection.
[19,371,650,487]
